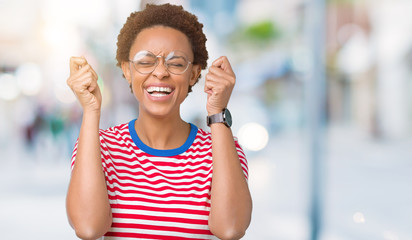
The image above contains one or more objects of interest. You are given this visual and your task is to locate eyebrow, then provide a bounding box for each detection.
[167,55,185,59]
[132,50,190,61]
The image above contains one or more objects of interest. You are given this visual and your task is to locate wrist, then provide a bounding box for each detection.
[207,111,221,116]
[207,107,225,116]
[207,108,232,128]
[82,110,101,121]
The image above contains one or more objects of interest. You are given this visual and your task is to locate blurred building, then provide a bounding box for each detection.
[0,0,411,239]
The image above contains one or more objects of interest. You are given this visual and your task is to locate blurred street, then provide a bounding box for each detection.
[1,0,412,239]
[1,125,411,239]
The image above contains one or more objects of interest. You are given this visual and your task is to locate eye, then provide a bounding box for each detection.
[137,61,155,66]
[166,57,186,67]
[168,63,184,67]
[132,50,157,64]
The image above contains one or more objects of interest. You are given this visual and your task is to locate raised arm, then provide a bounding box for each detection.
[205,56,253,240]
[66,57,112,240]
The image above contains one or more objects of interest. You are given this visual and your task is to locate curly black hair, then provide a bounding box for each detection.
[116,3,208,93]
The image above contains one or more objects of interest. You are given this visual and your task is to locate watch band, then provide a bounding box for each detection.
[206,108,232,127]
[207,112,224,126]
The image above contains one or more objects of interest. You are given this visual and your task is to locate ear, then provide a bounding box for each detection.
[121,61,132,85]
[189,64,201,86]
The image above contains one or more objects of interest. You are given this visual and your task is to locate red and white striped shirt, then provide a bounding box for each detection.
[71,119,248,239]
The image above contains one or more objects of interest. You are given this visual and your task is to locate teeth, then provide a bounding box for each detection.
[151,93,168,97]
[146,86,172,93]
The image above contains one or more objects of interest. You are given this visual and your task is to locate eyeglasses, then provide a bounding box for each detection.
[129,50,192,75]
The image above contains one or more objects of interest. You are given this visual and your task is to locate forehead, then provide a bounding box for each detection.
[130,26,193,59]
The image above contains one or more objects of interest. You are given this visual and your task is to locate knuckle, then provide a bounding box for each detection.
[72,86,80,93]
[67,78,75,87]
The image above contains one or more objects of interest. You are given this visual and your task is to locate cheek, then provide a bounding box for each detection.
[179,77,192,94]
[131,77,145,96]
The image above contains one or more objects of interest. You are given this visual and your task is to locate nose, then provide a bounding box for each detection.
[152,56,169,79]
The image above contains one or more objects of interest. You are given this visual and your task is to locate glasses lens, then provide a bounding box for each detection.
[165,51,190,74]
[132,51,157,74]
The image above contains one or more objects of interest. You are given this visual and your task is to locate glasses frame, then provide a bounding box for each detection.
[129,50,192,75]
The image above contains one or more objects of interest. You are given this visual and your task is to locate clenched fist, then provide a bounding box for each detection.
[67,57,102,113]
[204,56,236,115]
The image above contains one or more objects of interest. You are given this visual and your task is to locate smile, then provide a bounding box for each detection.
[144,85,175,101]
[146,86,173,97]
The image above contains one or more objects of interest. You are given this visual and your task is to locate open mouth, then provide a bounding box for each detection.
[146,86,173,97]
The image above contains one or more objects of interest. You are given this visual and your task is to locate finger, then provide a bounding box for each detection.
[212,56,234,74]
[88,66,98,81]
[204,79,215,95]
[71,73,94,92]
[75,69,97,85]
[205,71,233,86]
[204,73,214,94]
[83,69,99,92]
[208,65,234,79]
[80,58,98,82]
[87,75,99,92]
[70,57,87,75]
[77,75,93,91]
[211,57,224,68]
[204,75,226,95]
[67,64,92,86]
[76,64,98,82]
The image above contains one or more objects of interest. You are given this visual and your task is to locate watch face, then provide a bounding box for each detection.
[224,108,232,127]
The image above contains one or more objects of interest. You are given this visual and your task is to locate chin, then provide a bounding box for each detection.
[141,104,177,118]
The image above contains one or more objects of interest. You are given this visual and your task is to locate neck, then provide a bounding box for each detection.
[134,111,190,150]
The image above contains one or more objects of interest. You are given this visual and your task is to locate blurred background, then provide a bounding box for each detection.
[0,0,411,239]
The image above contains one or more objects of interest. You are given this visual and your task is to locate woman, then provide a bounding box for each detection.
[66,4,252,240]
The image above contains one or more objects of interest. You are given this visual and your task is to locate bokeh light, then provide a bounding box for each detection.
[0,73,20,101]
[54,83,76,104]
[237,122,269,151]
[16,63,43,96]
[353,212,366,224]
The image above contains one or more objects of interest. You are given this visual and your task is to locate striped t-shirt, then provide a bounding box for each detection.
[70,119,249,239]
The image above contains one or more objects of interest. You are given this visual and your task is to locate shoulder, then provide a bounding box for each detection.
[195,126,211,141]
[99,122,130,139]
[196,126,211,137]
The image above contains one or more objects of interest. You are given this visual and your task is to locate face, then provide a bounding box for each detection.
[121,26,201,119]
